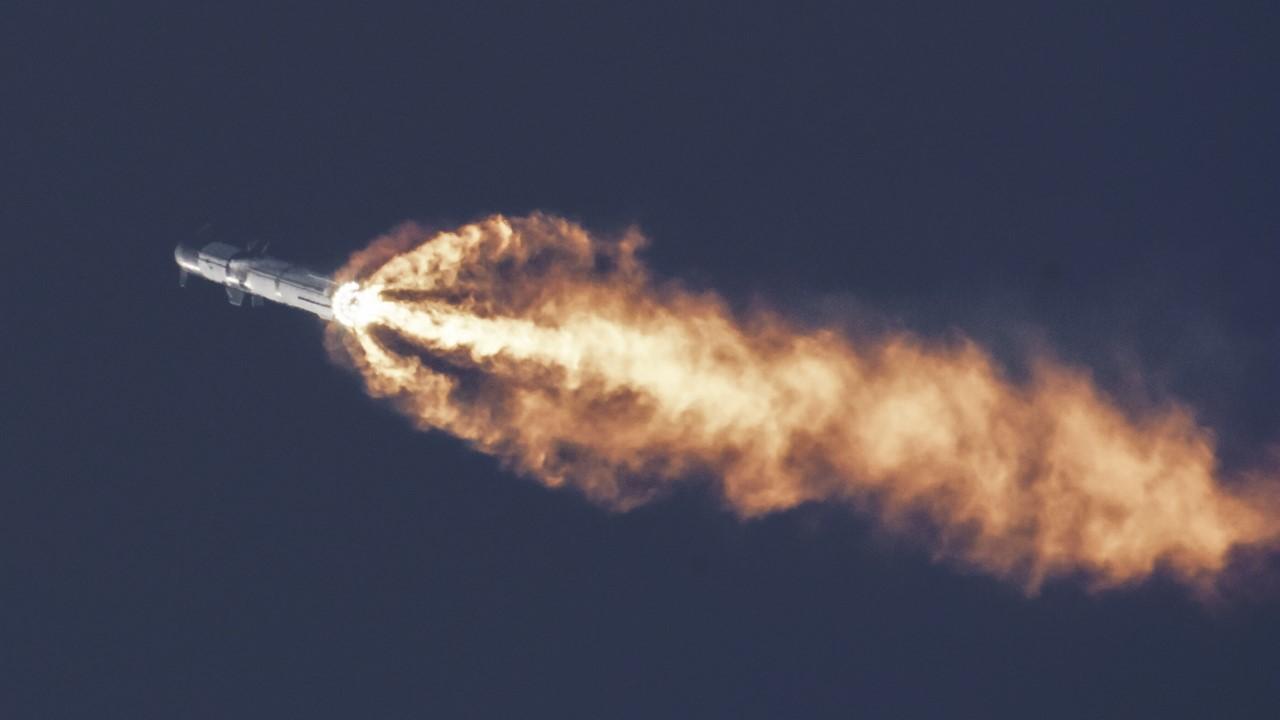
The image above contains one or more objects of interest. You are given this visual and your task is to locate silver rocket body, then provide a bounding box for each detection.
[174,241,337,320]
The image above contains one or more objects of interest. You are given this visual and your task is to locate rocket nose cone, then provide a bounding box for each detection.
[174,243,200,272]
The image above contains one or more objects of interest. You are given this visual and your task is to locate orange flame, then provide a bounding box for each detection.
[328,214,1277,591]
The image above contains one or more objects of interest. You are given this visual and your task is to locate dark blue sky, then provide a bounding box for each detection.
[7,2,1280,717]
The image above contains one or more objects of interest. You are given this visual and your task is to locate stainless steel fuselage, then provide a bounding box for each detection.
[174,241,336,320]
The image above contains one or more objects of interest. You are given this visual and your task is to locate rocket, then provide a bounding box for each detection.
[174,240,338,320]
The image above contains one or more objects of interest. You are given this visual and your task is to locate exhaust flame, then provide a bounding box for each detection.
[332,281,378,329]
[329,214,1277,591]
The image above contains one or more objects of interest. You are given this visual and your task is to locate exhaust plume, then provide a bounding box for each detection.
[328,214,1277,592]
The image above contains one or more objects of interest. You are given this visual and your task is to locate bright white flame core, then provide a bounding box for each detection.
[332,281,383,328]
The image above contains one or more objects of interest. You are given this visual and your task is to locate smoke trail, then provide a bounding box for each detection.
[327,214,1278,592]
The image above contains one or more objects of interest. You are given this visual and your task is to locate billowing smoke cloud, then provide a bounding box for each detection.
[327,214,1278,592]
